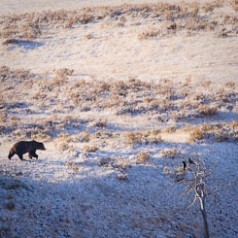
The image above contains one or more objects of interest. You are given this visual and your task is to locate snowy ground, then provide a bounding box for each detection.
[0,0,238,238]
[1,141,238,237]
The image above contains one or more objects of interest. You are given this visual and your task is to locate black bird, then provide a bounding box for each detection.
[182,160,187,170]
[189,158,195,165]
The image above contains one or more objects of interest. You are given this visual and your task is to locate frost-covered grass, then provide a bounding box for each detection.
[0,0,238,237]
[0,65,237,141]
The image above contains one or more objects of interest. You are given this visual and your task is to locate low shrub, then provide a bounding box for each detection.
[136,151,151,164]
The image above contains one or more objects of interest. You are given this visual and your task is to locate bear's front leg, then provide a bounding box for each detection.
[17,154,24,161]
[31,151,38,159]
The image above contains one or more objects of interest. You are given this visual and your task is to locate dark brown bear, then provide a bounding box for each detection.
[8,140,46,160]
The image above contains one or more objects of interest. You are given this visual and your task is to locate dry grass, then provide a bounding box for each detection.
[198,105,218,117]
[65,161,79,173]
[31,132,52,142]
[143,130,163,144]
[138,29,161,40]
[233,0,238,12]
[0,66,32,82]
[116,16,127,27]
[0,65,237,149]
[0,1,233,40]
[161,148,181,159]
[117,173,129,181]
[164,126,177,133]
[64,17,76,29]
[190,127,207,142]
[138,22,177,40]
[51,68,73,87]
[37,75,235,121]
[74,132,90,143]
[125,131,144,147]
[190,122,238,143]
[58,142,71,151]
[225,81,236,89]
[214,121,238,142]
[93,130,114,140]
[99,157,112,167]
[136,151,151,164]
[0,110,7,123]
[56,133,73,151]
[5,201,15,211]
[92,119,108,129]
[83,145,99,154]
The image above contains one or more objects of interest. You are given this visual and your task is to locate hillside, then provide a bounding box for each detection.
[0,1,238,237]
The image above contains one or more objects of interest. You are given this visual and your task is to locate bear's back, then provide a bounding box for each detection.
[13,141,32,154]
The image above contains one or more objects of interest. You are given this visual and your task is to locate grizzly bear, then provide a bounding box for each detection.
[8,140,46,160]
